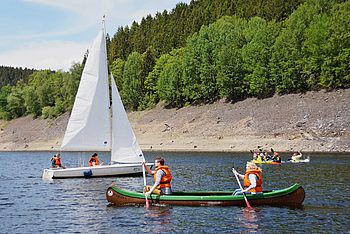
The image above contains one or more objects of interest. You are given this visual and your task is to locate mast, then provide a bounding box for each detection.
[102,15,113,153]
[102,15,106,36]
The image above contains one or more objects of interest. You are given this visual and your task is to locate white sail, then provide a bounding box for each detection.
[110,75,144,163]
[61,30,111,151]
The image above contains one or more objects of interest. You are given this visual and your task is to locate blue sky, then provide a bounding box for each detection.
[0,0,190,71]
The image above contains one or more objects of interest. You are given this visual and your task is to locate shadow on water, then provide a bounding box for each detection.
[0,151,349,233]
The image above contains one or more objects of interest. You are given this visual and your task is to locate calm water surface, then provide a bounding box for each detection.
[0,151,349,233]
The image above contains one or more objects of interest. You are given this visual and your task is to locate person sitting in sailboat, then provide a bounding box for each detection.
[232,161,263,196]
[143,157,172,195]
[51,153,64,168]
[89,153,99,166]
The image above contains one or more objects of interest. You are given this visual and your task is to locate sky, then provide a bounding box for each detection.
[0,0,191,71]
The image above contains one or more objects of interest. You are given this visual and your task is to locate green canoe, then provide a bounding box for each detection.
[106,183,305,207]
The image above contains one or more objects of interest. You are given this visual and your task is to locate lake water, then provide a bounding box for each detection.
[0,151,349,233]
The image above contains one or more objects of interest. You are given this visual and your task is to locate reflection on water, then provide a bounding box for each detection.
[240,207,259,230]
[144,206,172,233]
[0,151,349,233]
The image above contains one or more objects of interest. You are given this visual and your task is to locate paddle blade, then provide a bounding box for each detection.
[145,197,150,208]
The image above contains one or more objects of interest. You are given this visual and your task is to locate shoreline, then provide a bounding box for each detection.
[0,148,349,155]
[0,89,349,153]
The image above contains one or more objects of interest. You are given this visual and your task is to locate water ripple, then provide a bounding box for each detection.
[0,151,349,233]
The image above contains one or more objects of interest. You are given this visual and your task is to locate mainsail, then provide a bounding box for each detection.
[42,25,148,179]
[110,75,144,163]
[61,30,111,151]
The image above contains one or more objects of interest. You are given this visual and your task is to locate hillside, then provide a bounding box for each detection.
[0,89,349,153]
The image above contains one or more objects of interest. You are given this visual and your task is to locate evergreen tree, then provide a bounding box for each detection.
[0,86,12,120]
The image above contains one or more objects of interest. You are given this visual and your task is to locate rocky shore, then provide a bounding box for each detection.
[0,89,349,153]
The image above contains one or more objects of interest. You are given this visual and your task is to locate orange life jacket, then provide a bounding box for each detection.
[55,158,61,166]
[51,157,61,167]
[154,165,172,189]
[89,157,99,166]
[243,169,263,193]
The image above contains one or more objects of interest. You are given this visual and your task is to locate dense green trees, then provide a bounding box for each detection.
[0,64,82,120]
[241,18,280,98]
[157,49,185,107]
[108,0,304,61]
[121,52,144,110]
[0,66,35,87]
[270,0,349,94]
[0,0,348,120]
[144,0,347,107]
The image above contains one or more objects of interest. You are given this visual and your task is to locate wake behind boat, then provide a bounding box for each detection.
[42,22,151,179]
[106,184,305,207]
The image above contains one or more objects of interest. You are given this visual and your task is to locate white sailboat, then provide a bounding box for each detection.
[42,27,151,179]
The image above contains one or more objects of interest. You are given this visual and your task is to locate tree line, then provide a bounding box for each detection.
[108,0,304,61]
[0,0,348,120]
[0,66,35,87]
[115,0,349,110]
[0,64,83,119]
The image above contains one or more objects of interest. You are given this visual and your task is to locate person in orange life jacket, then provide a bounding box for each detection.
[89,153,99,166]
[51,153,63,168]
[232,161,262,196]
[142,157,172,196]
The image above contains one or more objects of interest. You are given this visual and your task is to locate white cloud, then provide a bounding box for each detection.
[0,0,191,71]
[23,0,134,30]
[0,40,89,71]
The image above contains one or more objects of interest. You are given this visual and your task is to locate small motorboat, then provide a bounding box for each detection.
[106,183,305,207]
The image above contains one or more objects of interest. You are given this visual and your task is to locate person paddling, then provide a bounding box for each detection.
[142,157,172,196]
[232,161,262,195]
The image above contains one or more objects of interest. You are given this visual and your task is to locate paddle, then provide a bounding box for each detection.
[142,160,150,208]
[232,166,252,208]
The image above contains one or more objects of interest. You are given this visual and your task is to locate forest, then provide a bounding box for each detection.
[0,0,348,120]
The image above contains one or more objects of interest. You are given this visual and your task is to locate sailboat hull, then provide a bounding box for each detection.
[42,163,152,179]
